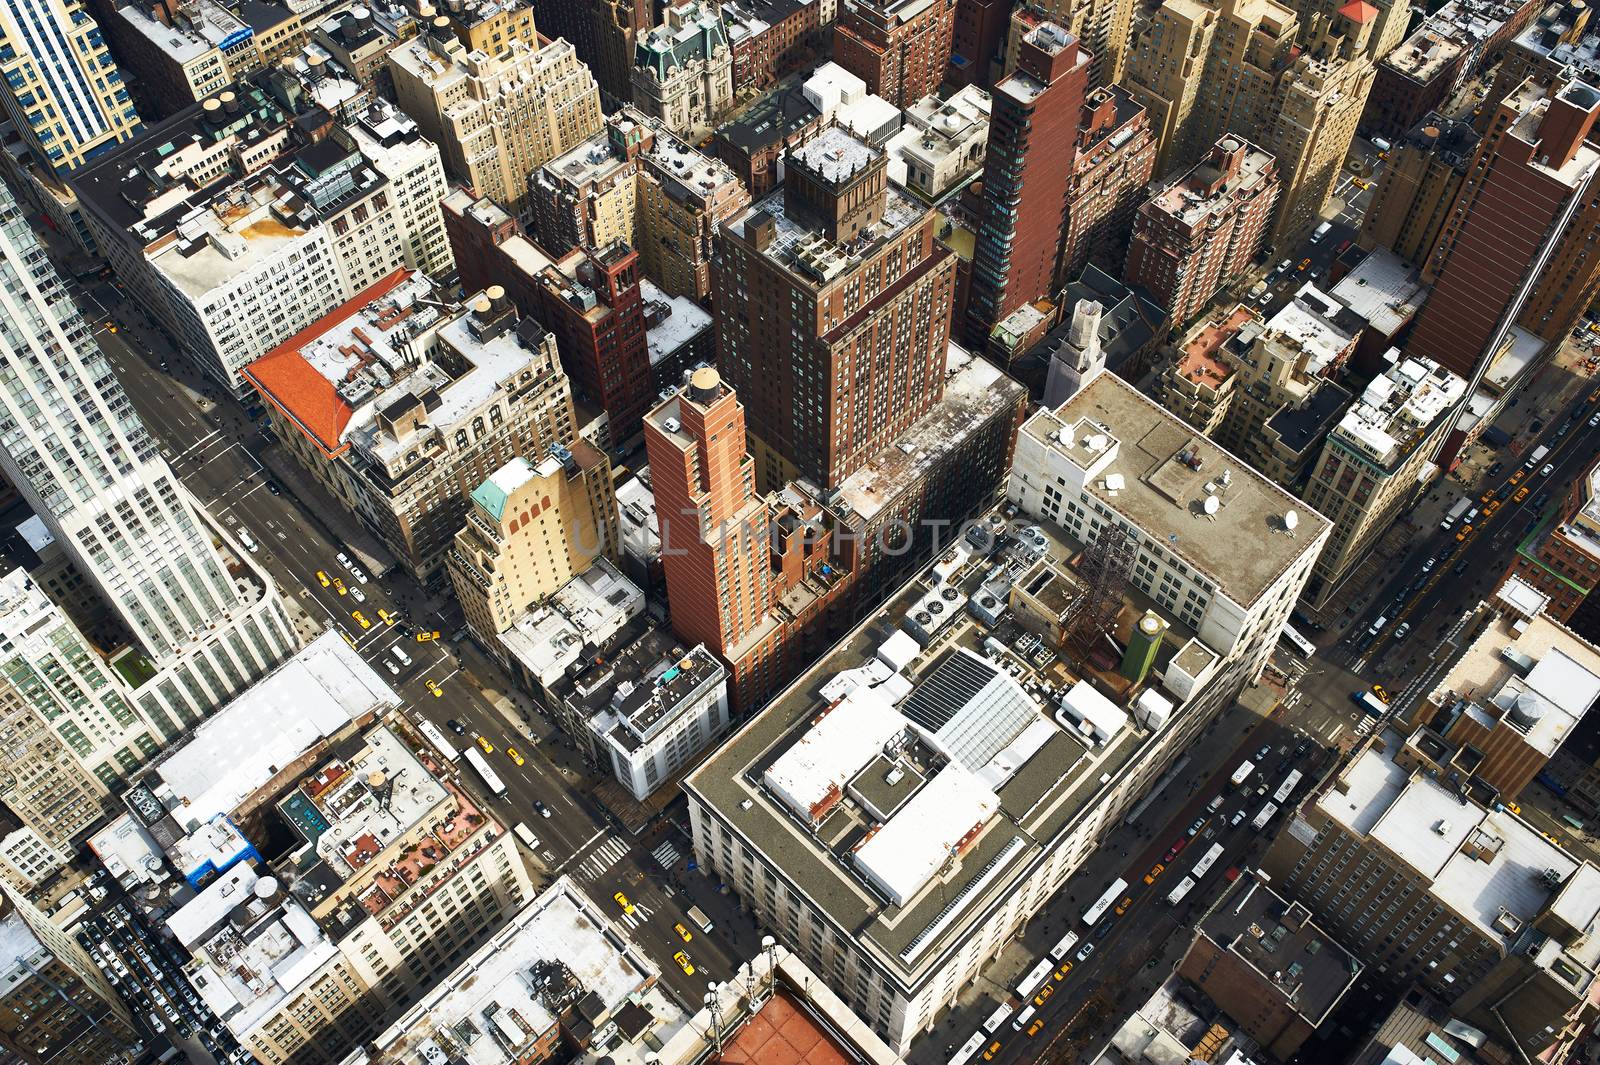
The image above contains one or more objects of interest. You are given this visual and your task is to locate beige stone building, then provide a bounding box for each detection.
[632,0,736,138]
[448,450,620,648]
[1300,353,1464,605]
[1124,0,1377,244]
[244,274,584,586]
[436,0,539,57]
[1032,0,1137,85]
[532,108,750,300]
[389,21,603,224]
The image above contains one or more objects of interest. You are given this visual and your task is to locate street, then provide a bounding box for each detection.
[82,277,761,1010]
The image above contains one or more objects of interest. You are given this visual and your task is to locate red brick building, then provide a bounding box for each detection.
[833,0,956,107]
[1406,79,1600,386]
[1503,457,1600,626]
[644,368,851,710]
[1059,85,1157,285]
[1124,136,1278,329]
[442,191,654,443]
[725,0,825,94]
[964,22,1088,348]
[948,0,1010,87]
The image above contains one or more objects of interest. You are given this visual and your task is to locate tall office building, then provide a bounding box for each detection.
[389,23,603,226]
[1124,0,1376,244]
[833,0,956,106]
[1405,78,1600,384]
[0,885,140,1064]
[965,22,1089,347]
[0,185,297,738]
[532,0,652,101]
[713,124,957,491]
[1357,113,1479,278]
[0,0,140,175]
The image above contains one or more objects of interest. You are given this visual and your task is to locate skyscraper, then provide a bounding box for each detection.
[965,21,1089,348]
[0,0,140,176]
[0,185,297,739]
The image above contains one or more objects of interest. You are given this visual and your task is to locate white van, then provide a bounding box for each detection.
[1012,1006,1037,1031]
[238,528,258,553]
[1367,615,1388,637]
[392,646,411,667]
[1312,222,1332,241]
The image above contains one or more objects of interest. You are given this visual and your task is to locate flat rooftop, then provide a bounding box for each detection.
[1149,138,1276,229]
[1383,27,1465,79]
[687,502,1210,990]
[1318,734,1585,944]
[1330,248,1428,337]
[1171,306,1251,390]
[641,277,712,366]
[1023,372,1330,608]
[357,876,664,1065]
[1507,79,1600,187]
[1198,873,1361,1025]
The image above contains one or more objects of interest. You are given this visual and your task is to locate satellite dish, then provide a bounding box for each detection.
[1284,509,1300,530]
[1203,495,1221,515]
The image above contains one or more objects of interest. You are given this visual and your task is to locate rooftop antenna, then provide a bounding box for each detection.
[1064,522,1136,651]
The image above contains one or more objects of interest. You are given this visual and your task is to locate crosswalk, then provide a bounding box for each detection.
[651,840,682,869]
[576,834,630,882]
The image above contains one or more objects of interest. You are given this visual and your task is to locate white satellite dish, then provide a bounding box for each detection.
[1284,509,1300,530]
[1203,495,1221,515]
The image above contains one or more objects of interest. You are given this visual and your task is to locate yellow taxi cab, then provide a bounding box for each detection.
[1027,1018,1046,1038]
[416,630,441,643]
[1351,177,1370,189]
[506,747,524,767]
[1480,490,1495,504]
[1033,984,1053,1007]
[1372,684,1391,703]
[351,610,370,628]
[377,609,396,626]
[1298,258,1311,270]
[425,679,442,698]
[983,1041,1003,1061]
[1590,386,1600,402]
[1484,499,1502,516]
[1514,487,1530,503]
[1114,896,1133,916]
[1052,962,1072,981]
[1510,469,1525,485]
[1144,863,1165,884]
[673,951,695,975]
[614,891,635,915]
[476,735,494,754]
[316,571,331,588]
[1456,523,1473,542]
[674,922,693,942]
[104,321,117,333]
[340,632,355,648]
[333,577,347,596]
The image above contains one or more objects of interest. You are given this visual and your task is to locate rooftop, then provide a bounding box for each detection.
[353,876,667,1065]
[1148,137,1276,231]
[1261,284,1362,378]
[1317,733,1594,945]
[110,0,255,65]
[1505,78,1600,186]
[500,559,647,688]
[1022,372,1330,608]
[1196,872,1361,1025]
[1424,608,1600,759]
[641,278,712,367]
[591,643,726,752]
[716,81,821,150]
[1170,306,1252,391]
[791,125,880,184]
[1332,352,1466,470]
[244,274,560,465]
[687,498,1219,988]
[1383,26,1466,79]
[1329,247,1428,337]
[134,631,397,833]
[832,342,1025,523]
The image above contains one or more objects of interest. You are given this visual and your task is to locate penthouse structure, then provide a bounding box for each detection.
[714,124,958,491]
[881,85,991,201]
[1262,729,1600,1064]
[244,273,581,585]
[1301,354,1465,603]
[632,0,736,138]
[833,0,955,107]
[686,369,1328,1052]
[308,5,411,101]
[75,83,453,394]
[388,25,603,226]
[1126,137,1279,328]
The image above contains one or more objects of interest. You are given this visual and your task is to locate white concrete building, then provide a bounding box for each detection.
[587,643,729,801]
[685,368,1329,1054]
[0,185,298,739]
[884,85,990,199]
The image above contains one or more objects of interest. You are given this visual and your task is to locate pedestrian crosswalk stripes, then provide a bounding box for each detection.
[651,840,681,868]
[577,834,630,881]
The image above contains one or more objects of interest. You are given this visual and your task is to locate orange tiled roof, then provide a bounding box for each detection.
[241,269,412,459]
[1339,0,1378,22]
[719,992,853,1065]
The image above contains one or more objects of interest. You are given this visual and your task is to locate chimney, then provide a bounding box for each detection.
[746,210,776,252]
[1538,81,1600,170]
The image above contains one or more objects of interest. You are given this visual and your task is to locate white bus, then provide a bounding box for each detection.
[1190,842,1225,881]
[1049,929,1080,961]
[1081,877,1128,927]
[1166,876,1198,906]
[950,1032,987,1065]
[463,747,507,797]
[1279,623,1316,659]
[1015,958,1054,1000]
[982,1002,1013,1033]
[1229,761,1256,789]
[417,719,459,761]
[1273,769,1304,806]
[1251,801,1280,831]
